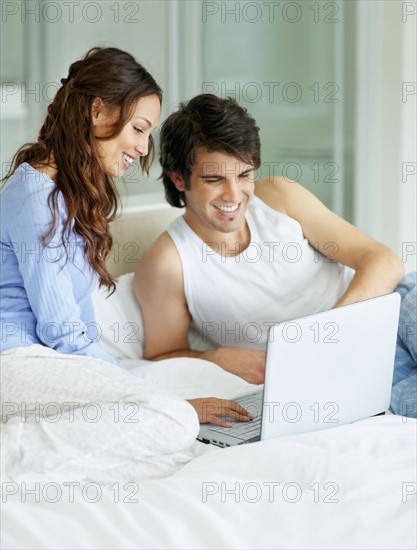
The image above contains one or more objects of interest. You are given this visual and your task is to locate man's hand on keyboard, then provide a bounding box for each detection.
[187,398,254,427]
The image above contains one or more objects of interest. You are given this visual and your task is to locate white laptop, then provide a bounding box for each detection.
[197,292,401,447]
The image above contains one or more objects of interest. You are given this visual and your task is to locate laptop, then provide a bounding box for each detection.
[197,292,401,447]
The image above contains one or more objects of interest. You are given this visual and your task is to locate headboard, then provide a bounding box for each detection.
[106,203,181,278]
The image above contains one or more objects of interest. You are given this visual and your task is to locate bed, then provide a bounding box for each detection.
[1,202,416,550]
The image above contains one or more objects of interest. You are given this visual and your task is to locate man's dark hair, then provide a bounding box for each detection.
[159,94,261,207]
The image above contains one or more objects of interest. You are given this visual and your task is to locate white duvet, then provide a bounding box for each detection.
[1,346,200,483]
[1,345,416,549]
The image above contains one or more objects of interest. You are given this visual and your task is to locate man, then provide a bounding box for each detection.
[134,94,416,417]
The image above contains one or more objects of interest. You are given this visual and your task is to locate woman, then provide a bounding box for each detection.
[0,47,251,427]
[0,47,161,366]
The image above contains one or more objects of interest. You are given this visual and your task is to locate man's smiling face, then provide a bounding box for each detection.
[172,147,255,237]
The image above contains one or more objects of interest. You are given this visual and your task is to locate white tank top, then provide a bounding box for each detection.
[167,195,354,350]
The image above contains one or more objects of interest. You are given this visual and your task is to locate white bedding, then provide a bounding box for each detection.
[2,275,416,549]
[1,348,416,549]
[1,346,200,484]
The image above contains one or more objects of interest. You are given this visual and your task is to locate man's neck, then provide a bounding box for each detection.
[183,212,252,258]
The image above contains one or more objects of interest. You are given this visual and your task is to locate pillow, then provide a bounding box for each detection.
[92,272,144,360]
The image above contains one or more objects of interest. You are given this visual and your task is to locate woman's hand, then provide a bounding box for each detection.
[187,398,253,427]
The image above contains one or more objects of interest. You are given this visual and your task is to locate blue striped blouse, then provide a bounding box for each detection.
[0,163,120,366]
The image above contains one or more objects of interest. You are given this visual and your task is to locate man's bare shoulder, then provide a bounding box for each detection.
[255,176,306,216]
[254,175,296,215]
[135,231,182,278]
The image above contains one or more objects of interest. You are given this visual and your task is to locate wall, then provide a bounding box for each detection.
[354,0,416,272]
[1,0,415,270]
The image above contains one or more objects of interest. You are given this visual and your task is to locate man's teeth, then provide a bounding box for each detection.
[122,153,134,165]
[216,204,239,212]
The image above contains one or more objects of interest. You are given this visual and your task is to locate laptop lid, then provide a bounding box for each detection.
[260,292,401,439]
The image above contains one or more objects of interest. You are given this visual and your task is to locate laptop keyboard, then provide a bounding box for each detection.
[208,392,263,440]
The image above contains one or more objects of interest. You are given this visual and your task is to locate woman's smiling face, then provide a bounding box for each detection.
[93,94,161,178]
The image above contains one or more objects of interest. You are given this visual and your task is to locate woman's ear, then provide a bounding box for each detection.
[91,97,105,125]
[169,172,186,192]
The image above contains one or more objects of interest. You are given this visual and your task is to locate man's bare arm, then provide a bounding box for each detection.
[256,177,404,305]
[134,232,191,359]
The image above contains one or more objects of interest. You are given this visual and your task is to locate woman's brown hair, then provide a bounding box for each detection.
[3,47,162,293]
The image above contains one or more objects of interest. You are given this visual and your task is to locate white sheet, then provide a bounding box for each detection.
[1,346,200,484]
[1,349,416,549]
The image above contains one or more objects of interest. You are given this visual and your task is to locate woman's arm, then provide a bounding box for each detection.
[6,183,120,366]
